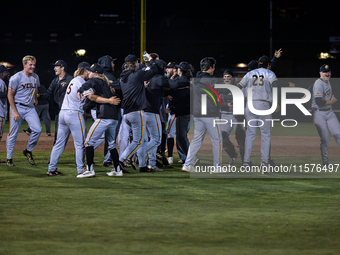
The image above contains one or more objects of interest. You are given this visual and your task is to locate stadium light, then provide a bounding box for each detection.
[75,49,86,57]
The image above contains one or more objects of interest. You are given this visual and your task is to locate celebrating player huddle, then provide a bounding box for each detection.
[1,51,339,176]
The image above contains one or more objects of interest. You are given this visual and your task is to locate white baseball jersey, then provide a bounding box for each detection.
[239,68,277,103]
[61,76,93,112]
[8,71,38,107]
[311,78,332,110]
[0,79,7,118]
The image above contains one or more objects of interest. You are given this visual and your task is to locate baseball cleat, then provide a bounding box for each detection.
[23,149,35,165]
[182,164,195,172]
[23,129,31,135]
[268,158,280,167]
[46,133,51,136]
[131,154,137,170]
[103,162,114,168]
[167,157,173,165]
[138,166,155,173]
[106,166,123,177]
[148,165,163,171]
[178,159,184,164]
[76,170,95,178]
[260,162,270,174]
[6,159,15,166]
[46,170,63,176]
[242,162,252,167]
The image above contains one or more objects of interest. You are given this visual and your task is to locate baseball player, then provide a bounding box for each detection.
[312,64,340,168]
[182,57,222,172]
[238,55,294,168]
[143,59,169,171]
[0,65,10,163]
[219,69,245,164]
[167,62,192,166]
[47,62,92,176]
[119,54,158,173]
[76,63,121,178]
[6,55,42,166]
[38,60,73,145]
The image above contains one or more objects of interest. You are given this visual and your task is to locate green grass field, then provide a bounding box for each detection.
[1,121,340,254]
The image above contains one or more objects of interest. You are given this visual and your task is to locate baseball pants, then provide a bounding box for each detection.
[313,109,340,164]
[176,115,191,161]
[144,112,162,166]
[119,110,147,168]
[7,105,42,159]
[86,118,118,151]
[244,101,271,164]
[0,116,5,141]
[35,104,51,134]
[48,110,86,174]
[185,117,222,167]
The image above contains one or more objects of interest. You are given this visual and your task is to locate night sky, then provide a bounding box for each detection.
[1,0,339,82]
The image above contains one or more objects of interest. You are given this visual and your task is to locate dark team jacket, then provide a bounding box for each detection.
[97,55,122,109]
[192,71,220,118]
[120,61,158,115]
[167,76,190,117]
[77,78,120,120]
[40,73,73,113]
[144,74,169,114]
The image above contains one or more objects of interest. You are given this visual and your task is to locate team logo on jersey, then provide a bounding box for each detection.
[20,83,36,89]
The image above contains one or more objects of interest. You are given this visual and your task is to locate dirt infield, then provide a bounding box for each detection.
[1,132,339,157]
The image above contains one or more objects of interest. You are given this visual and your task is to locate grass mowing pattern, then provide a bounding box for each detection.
[1,151,340,254]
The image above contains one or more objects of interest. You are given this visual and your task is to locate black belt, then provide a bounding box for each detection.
[16,102,30,107]
[313,108,330,112]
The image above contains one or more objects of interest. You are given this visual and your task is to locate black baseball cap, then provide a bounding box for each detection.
[88,63,104,74]
[258,56,272,67]
[223,69,234,77]
[155,59,166,70]
[320,64,331,72]
[124,54,139,64]
[0,65,10,73]
[77,62,91,70]
[166,62,177,68]
[176,62,191,72]
[51,60,67,70]
[247,60,258,71]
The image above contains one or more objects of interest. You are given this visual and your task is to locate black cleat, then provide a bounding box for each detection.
[47,170,63,176]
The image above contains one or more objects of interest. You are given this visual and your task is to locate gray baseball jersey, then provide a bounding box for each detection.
[239,68,277,102]
[0,79,7,118]
[312,78,332,110]
[8,71,38,107]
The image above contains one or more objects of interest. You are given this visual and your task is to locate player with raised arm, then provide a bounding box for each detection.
[239,55,294,169]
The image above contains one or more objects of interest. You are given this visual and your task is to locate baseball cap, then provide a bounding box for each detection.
[247,60,258,71]
[175,62,191,72]
[77,62,91,70]
[258,56,272,67]
[0,65,10,73]
[320,64,331,72]
[155,59,166,70]
[88,63,104,74]
[223,69,234,77]
[51,60,67,70]
[166,62,177,68]
[124,54,139,64]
